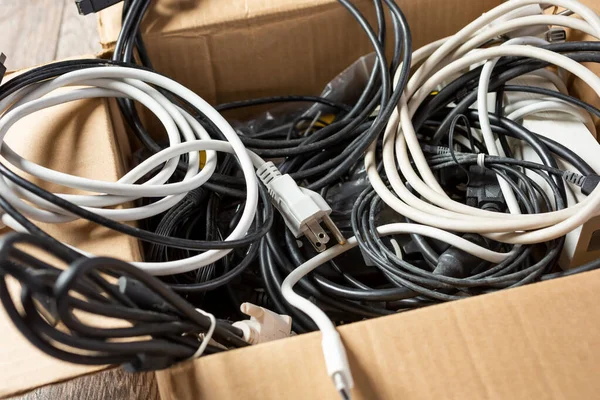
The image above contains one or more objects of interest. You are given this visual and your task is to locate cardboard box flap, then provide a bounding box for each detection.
[100,0,504,107]
[156,269,600,400]
[0,95,141,398]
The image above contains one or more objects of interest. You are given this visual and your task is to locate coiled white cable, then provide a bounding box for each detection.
[369,0,600,245]
[0,66,263,275]
[284,2,600,397]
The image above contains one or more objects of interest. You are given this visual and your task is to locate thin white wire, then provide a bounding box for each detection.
[188,309,216,360]
[281,223,514,392]
[0,89,214,222]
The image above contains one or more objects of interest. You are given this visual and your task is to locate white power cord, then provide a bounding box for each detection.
[0,66,337,275]
[370,1,600,245]
[281,223,514,398]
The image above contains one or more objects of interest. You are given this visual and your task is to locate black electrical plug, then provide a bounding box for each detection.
[433,233,488,278]
[0,53,6,85]
[435,166,505,277]
[581,174,600,196]
[466,165,506,212]
[75,0,123,15]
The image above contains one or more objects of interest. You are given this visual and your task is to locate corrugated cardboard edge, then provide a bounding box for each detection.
[97,0,350,49]
[156,269,600,400]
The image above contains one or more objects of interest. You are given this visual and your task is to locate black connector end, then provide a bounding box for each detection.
[0,53,7,85]
[466,166,506,212]
[118,277,179,314]
[124,354,176,372]
[581,174,600,196]
[434,233,488,278]
[75,0,123,15]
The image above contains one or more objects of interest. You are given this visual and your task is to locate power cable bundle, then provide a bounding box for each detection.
[280,0,600,395]
[2,0,600,399]
[0,2,409,394]
[0,57,274,369]
[0,232,247,371]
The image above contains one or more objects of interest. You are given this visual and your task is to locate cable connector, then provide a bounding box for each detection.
[545,28,567,43]
[466,166,506,212]
[580,174,600,196]
[75,0,123,15]
[322,332,354,400]
[563,171,586,188]
[434,233,487,278]
[232,303,292,345]
[257,162,345,252]
[0,53,6,85]
[421,144,451,155]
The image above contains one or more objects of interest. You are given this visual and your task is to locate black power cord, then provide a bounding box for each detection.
[0,233,247,371]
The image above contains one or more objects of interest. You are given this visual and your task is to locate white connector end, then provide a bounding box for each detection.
[322,331,354,400]
[257,162,346,252]
[488,4,549,39]
[232,303,292,345]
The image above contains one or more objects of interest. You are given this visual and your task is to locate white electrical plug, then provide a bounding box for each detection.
[232,303,292,345]
[257,162,346,252]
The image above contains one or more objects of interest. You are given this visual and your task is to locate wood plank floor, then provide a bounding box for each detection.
[0,0,99,71]
[0,1,160,399]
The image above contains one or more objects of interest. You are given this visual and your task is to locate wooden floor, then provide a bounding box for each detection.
[0,1,159,399]
[0,0,99,71]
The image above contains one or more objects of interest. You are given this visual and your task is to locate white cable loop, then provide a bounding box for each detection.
[368,1,600,244]
[0,67,262,275]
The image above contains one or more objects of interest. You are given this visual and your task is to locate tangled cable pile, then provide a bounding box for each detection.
[2,0,600,399]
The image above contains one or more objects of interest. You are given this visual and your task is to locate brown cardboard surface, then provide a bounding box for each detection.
[157,269,600,400]
[98,0,503,105]
[0,95,141,398]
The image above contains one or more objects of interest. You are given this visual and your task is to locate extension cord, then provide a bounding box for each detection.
[503,74,600,268]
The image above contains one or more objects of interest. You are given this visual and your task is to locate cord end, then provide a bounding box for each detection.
[75,0,123,15]
[256,162,341,252]
[322,332,354,400]
[0,53,7,85]
[232,303,292,344]
[581,174,600,196]
[334,373,352,400]
[545,28,567,43]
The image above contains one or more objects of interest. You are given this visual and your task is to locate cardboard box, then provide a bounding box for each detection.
[156,269,600,400]
[97,0,503,104]
[4,0,600,398]
[97,1,600,399]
